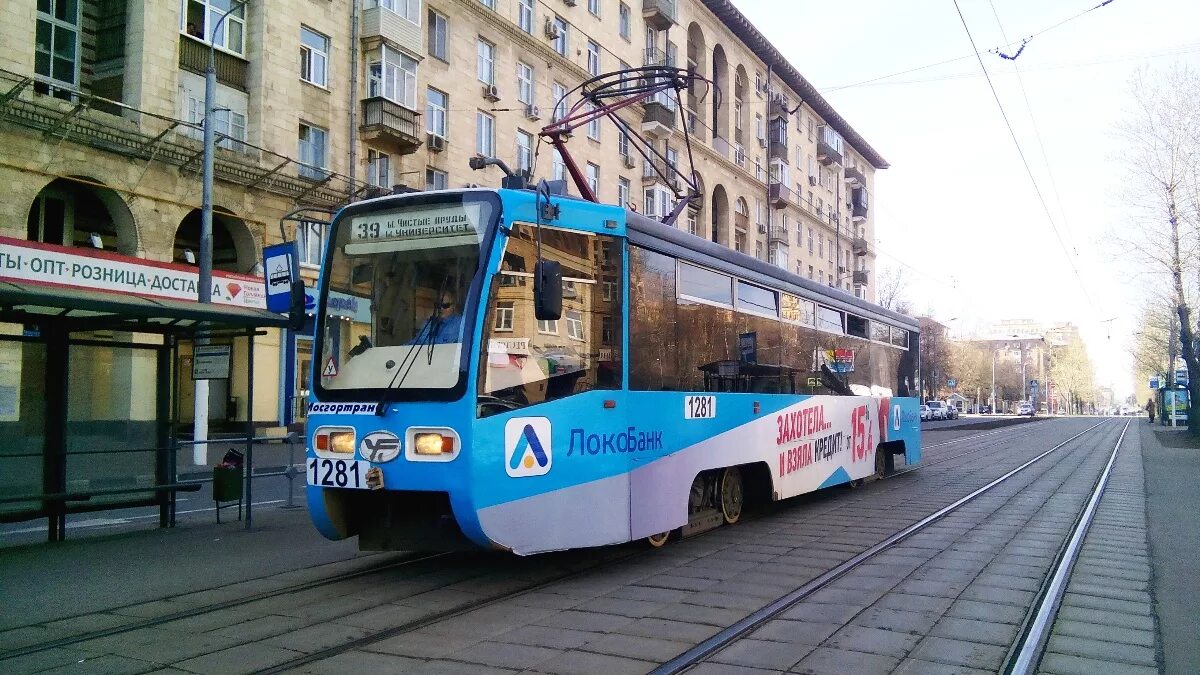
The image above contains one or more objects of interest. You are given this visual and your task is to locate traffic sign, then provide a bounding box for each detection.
[947,378,957,388]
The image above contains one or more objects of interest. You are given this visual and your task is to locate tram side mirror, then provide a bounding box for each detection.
[533,260,563,321]
[288,280,306,330]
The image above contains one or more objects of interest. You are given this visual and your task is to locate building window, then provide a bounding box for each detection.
[477,111,495,156]
[618,130,630,158]
[552,82,568,121]
[566,309,585,340]
[618,177,630,207]
[618,2,631,39]
[552,16,568,56]
[552,148,565,181]
[586,162,600,197]
[479,0,495,9]
[182,83,247,151]
[477,39,495,85]
[426,87,448,137]
[808,227,814,253]
[588,0,601,17]
[587,40,601,76]
[36,0,81,98]
[516,130,533,173]
[735,231,746,253]
[428,10,448,60]
[299,26,328,87]
[518,0,534,33]
[818,233,824,258]
[755,241,763,260]
[296,220,326,267]
[587,104,601,140]
[368,46,418,108]
[494,302,514,331]
[367,149,391,188]
[808,264,814,279]
[537,318,559,335]
[181,0,245,55]
[380,0,420,22]
[426,167,448,191]
[298,123,327,180]
[517,62,534,105]
[686,211,698,236]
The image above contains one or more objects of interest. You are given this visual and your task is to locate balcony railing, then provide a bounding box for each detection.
[360,97,423,154]
[769,225,789,243]
[844,165,865,187]
[178,35,247,91]
[734,212,749,232]
[643,48,671,67]
[641,100,675,138]
[853,270,869,286]
[851,236,869,255]
[642,0,677,31]
[816,125,844,166]
[852,186,869,221]
[768,182,790,208]
[768,138,788,160]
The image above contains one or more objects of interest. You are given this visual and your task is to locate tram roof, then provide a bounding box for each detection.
[624,210,918,332]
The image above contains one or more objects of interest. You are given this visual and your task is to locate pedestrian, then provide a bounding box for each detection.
[1146,397,1155,424]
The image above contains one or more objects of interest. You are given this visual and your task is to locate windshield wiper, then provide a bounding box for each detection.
[375,311,441,416]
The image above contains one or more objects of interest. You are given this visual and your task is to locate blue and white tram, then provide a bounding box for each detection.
[306,187,921,554]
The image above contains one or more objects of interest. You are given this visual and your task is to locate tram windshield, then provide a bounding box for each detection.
[315,192,499,399]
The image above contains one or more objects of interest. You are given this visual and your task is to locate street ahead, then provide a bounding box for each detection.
[1,418,1194,675]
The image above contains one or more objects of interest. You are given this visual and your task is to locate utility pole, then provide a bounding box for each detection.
[194,0,249,465]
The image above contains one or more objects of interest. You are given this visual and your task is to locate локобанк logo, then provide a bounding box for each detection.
[504,417,552,477]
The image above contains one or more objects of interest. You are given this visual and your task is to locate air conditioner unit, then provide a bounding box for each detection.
[808,175,818,186]
[563,0,577,6]
[427,134,445,152]
[544,20,562,39]
[622,154,635,169]
[525,104,541,120]
[757,137,767,148]
[482,84,501,102]
[757,223,767,234]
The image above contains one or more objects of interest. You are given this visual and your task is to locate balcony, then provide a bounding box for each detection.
[734,212,749,232]
[853,270,869,286]
[844,165,865,187]
[851,186,869,221]
[642,100,675,139]
[642,0,677,31]
[178,35,247,91]
[643,48,670,67]
[360,4,422,56]
[816,125,844,166]
[769,225,789,243]
[851,236,869,256]
[769,138,788,161]
[769,97,789,119]
[768,182,790,208]
[641,158,667,183]
[360,97,423,154]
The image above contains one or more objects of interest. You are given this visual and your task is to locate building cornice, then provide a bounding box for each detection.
[698,0,890,169]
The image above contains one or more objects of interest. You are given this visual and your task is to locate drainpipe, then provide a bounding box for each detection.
[347,0,359,195]
[764,64,772,259]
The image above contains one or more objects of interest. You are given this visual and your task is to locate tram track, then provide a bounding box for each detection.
[651,418,1114,674]
[2,419,1094,673]
[0,551,452,661]
[1003,420,1131,674]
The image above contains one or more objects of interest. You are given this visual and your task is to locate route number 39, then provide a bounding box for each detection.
[684,395,716,419]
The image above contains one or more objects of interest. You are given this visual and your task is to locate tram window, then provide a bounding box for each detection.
[891,326,909,349]
[736,281,778,317]
[846,314,869,339]
[678,263,733,305]
[477,227,623,417]
[815,305,843,334]
[630,246,680,391]
[871,320,891,343]
[780,293,814,325]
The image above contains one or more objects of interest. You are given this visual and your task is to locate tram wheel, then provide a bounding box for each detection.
[720,466,744,524]
[646,530,671,548]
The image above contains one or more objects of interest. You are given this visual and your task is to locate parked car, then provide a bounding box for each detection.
[1017,402,1034,416]
[926,400,948,420]
[943,403,959,420]
[920,404,931,421]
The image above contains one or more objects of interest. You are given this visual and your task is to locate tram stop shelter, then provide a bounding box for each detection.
[0,237,289,542]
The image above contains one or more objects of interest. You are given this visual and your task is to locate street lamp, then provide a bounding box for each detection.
[194,0,249,466]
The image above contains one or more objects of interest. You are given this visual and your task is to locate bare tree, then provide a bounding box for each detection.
[1117,66,1200,434]
[875,264,912,314]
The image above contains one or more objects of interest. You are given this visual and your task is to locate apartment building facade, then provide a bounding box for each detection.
[0,0,885,430]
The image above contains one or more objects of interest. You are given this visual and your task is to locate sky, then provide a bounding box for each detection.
[730,0,1200,399]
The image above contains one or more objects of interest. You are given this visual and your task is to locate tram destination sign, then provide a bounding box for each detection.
[348,204,480,242]
[0,236,266,309]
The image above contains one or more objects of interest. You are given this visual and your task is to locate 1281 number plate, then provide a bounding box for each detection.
[684,395,716,419]
[307,458,369,489]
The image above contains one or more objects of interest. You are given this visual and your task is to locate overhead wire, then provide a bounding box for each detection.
[951,0,1097,312]
[986,0,1080,259]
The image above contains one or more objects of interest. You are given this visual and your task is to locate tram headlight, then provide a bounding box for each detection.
[414,432,455,455]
